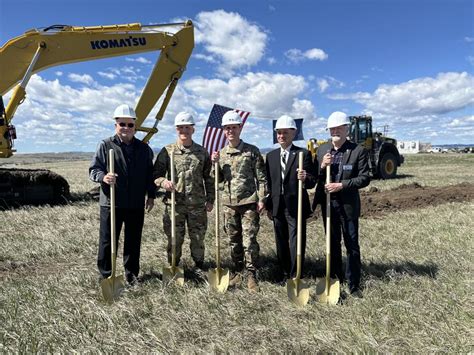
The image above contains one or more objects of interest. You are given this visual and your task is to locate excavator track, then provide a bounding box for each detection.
[0,168,70,207]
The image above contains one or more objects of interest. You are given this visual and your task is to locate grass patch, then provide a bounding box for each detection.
[0,154,472,352]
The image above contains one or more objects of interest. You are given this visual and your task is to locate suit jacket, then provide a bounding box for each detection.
[265,145,316,219]
[313,140,370,220]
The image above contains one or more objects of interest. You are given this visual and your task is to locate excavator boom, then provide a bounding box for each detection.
[0,21,194,205]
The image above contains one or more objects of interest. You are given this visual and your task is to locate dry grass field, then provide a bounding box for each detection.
[1,153,473,352]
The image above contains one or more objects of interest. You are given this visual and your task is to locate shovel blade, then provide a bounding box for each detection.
[315,277,340,305]
[162,266,185,286]
[286,278,310,307]
[100,275,125,303]
[208,267,230,293]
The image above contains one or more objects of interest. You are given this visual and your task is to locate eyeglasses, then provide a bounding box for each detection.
[117,122,135,128]
[224,126,239,131]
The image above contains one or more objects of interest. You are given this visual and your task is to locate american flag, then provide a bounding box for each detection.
[202,104,250,154]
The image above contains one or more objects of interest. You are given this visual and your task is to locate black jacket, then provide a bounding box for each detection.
[89,135,155,208]
[265,145,316,219]
[313,140,370,219]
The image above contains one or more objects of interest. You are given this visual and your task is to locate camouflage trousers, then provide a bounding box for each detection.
[223,203,260,272]
[163,204,208,266]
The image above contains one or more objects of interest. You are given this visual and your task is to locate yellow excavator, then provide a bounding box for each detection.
[0,21,194,205]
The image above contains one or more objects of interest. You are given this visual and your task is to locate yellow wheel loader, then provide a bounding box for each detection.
[349,115,404,179]
[0,21,194,205]
[306,115,404,179]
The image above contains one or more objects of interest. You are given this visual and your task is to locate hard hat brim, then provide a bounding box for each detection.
[115,116,136,120]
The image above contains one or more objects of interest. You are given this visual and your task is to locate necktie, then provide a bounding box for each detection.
[281,151,287,193]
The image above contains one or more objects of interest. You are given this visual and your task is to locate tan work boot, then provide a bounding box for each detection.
[247,272,259,293]
[229,273,242,287]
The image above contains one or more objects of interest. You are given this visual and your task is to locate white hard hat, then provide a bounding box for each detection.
[222,111,242,126]
[113,104,136,120]
[275,115,297,130]
[327,111,349,129]
[174,112,195,126]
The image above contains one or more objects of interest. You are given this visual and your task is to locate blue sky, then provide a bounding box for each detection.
[1,0,473,153]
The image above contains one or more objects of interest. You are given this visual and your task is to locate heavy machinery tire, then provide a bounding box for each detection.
[379,152,397,179]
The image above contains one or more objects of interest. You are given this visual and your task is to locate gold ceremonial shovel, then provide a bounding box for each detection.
[208,162,230,292]
[101,149,125,303]
[162,150,185,286]
[316,163,340,304]
[287,151,310,306]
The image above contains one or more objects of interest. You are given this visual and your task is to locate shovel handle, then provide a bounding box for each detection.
[108,149,117,279]
[170,150,176,269]
[325,163,331,294]
[214,161,221,269]
[295,151,304,280]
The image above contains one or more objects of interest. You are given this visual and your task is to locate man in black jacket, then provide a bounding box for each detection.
[313,111,370,296]
[265,115,316,281]
[89,104,155,286]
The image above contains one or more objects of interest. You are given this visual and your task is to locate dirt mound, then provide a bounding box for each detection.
[0,168,70,207]
[360,182,474,218]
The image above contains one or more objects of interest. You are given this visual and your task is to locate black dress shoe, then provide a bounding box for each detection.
[350,288,363,298]
[126,274,139,287]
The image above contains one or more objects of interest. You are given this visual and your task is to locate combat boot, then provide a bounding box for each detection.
[247,272,259,293]
[229,272,242,287]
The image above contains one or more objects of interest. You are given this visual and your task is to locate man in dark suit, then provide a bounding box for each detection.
[265,115,316,281]
[313,111,370,296]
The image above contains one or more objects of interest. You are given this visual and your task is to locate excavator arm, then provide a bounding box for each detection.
[0,21,194,158]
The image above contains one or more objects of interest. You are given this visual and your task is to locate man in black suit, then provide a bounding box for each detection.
[265,115,316,281]
[313,111,370,296]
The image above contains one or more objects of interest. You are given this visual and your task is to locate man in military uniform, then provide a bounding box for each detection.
[211,110,266,293]
[154,112,214,271]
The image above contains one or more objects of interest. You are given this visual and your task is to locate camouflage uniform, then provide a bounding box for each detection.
[154,141,214,266]
[217,140,266,272]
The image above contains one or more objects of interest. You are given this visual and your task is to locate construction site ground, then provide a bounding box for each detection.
[311,182,474,219]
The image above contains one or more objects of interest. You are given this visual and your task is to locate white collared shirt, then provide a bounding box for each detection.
[280,145,292,164]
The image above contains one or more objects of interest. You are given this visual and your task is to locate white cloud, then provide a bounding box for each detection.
[125,56,152,64]
[327,72,474,144]
[97,66,145,82]
[317,76,345,93]
[98,71,117,80]
[267,57,277,65]
[464,36,474,43]
[68,73,95,86]
[467,56,474,66]
[194,53,218,63]
[183,71,315,119]
[55,71,63,76]
[285,48,328,63]
[9,74,141,151]
[305,48,328,61]
[443,115,474,128]
[317,79,329,93]
[9,71,318,151]
[330,72,474,116]
[195,10,268,77]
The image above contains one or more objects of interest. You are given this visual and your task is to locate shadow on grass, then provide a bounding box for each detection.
[140,264,210,285]
[256,254,438,283]
[140,270,162,283]
[363,260,438,279]
[389,173,415,180]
